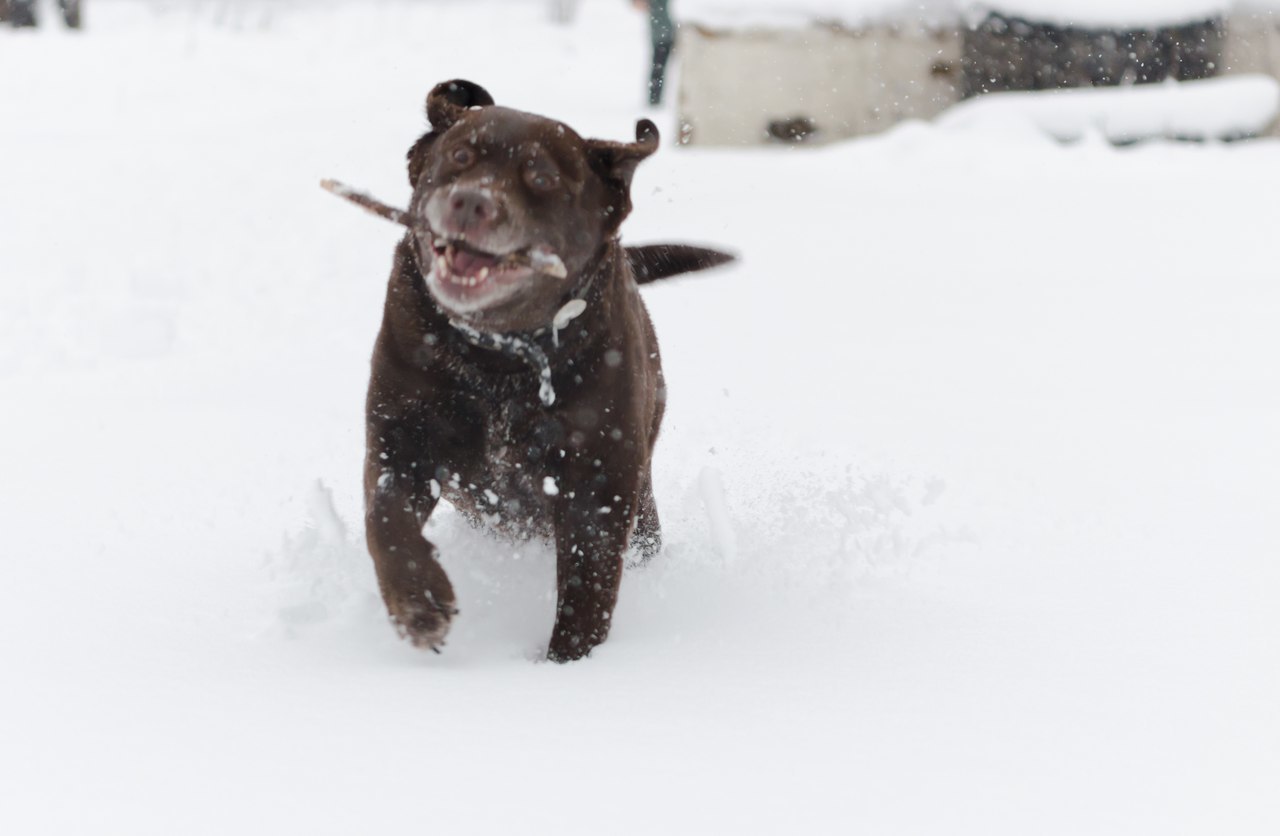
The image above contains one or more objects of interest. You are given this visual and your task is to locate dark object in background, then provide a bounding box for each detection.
[637,0,675,105]
[360,80,733,662]
[963,11,1223,97]
[2,0,37,27]
[4,0,82,28]
[767,116,818,143]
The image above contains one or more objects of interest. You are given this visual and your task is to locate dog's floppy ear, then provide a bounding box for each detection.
[587,119,659,192]
[426,79,495,131]
[586,119,659,231]
[407,80,496,186]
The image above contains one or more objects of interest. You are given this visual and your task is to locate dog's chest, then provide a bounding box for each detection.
[450,396,557,535]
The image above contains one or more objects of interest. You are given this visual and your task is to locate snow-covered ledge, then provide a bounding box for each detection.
[936,74,1280,142]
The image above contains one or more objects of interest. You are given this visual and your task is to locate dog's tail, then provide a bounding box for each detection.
[626,244,735,286]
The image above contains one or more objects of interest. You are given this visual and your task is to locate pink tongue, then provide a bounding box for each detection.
[452,247,497,277]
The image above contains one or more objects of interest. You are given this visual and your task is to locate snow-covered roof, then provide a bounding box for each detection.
[679,0,955,29]
[679,0,1278,30]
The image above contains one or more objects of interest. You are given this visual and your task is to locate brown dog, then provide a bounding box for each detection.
[363,80,731,662]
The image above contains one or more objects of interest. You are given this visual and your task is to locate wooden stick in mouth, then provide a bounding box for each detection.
[320,178,567,279]
[320,179,426,230]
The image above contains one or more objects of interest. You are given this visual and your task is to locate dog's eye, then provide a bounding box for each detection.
[525,168,559,192]
[450,147,475,167]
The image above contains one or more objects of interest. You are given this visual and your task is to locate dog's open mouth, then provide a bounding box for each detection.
[426,236,566,311]
[428,237,532,300]
[432,238,510,282]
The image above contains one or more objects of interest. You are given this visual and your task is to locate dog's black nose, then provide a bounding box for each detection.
[447,188,498,231]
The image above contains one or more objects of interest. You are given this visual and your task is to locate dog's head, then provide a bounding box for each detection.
[406,80,657,332]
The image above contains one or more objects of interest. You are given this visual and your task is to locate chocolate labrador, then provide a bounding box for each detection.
[362,80,731,662]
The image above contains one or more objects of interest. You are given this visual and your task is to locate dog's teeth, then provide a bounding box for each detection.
[479,267,489,281]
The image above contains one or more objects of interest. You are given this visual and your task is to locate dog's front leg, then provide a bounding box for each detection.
[547,463,640,662]
[364,444,455,652]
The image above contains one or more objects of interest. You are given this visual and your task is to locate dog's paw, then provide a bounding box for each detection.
[627,532,663,567]
[546,644,589,664]
[389,593,458,653]
[546,631,601,664]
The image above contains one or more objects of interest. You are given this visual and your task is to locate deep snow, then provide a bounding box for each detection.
[1,1,1278,834]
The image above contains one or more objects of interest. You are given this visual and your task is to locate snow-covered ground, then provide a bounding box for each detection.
[2,1,1278,833]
